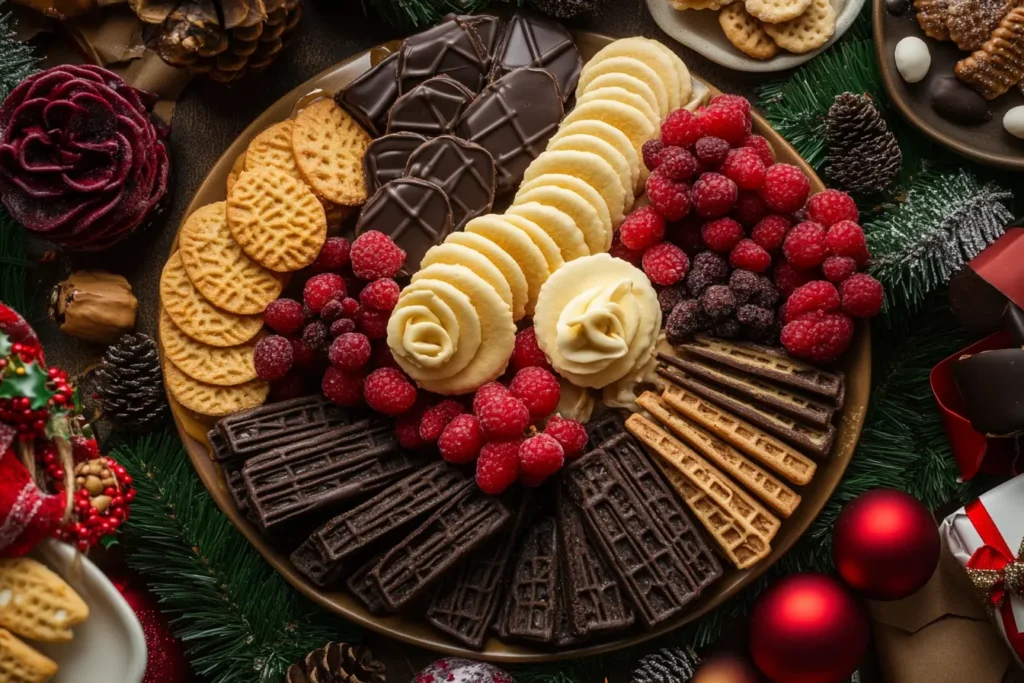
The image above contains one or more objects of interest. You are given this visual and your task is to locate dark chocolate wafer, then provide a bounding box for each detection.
[337,51,399,137]
[585,411,626,451]
[387,75,475,137]
[456,14,501,65]
[503,516,559,643]
[215,395,349,462]
[222,459,250,515]
[208,427,229,461]
[405,135,496,231]
[355,177,453,273]
[364,132,427,193]
[291,535,345,587]
[399,18,490,94]
[346,553,390,615]
[491,11,582,103]
[553,577,579,647]
[371,486,511,611]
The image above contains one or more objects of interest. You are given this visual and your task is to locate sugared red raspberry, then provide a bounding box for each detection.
[840,273,884,318]
[733,191,767,227]
[742,134,776,167]
[609,232,644,265]
[311,237,351,273]
[642,242,690,286]
[701,217,744,253]
[822,256,858,283]
[646,173,692,221]
[269,373,305,402]
[511,326,552,373]
[694,136,731,166]
[320,299,345,323]
[737,304,774,339]
[419,399,466,443]
[476,439,521,495]
[322,366,364,407]
[439,414,484,464]
[477,394,530,440]
[686,251,729,295]
[666,299,707,345]
[363,367,417,416]
[290,337,317,369]
[751,215,790,253]
[330,317,356,337]
[263,298,305,336]
[340,297,361,319]
[722,147,767,190]
[700,284,736,320]
[667,216,705,254]
[356,308,390,340]
[710,94,751,116]
[692,173,738,218]
[730,239,772,272]
[782,280,840,324]
[824,220,869,265]
[350,230,406,280]
[518,434,565,483]
[661,108,702,148]
[774,261,814,298]
[509,367,560,420]
[371,341,400,370]
[761,163,810,213]
[657,146,700,181]
[395,400,427,449]
[303,273,345,314]
[807,189,859,227]
[359,278,400,312]
[328,332,371,371]
[642,138,666,172]
[544,415,588,459]
[658,284,688,314]
[730,269,761,304]
[473,381,509,416]
[782,221,827,269]
[302,320,329,352]
[253,335,293,381]
[712,317,741,339]
[619,206,666,250]
[698,104,751,145]
[781,311,855,364]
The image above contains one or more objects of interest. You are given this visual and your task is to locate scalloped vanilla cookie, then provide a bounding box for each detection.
[721,3,780,59]
[763,0,837,53]
[746,0,813,25]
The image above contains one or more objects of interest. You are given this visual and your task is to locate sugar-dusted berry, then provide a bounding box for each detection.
[840,273,884,318]
[741,134,776,167]
[642,242,690,286]
[782,280,840,324]
[473,381,509,417]
[661,108,702,148]
[356,308,390,340]
[774,260,814,298]
[253,335,293,381]
[363,367,417,416]
[419,399,466,443]
[359,278,400,312]
[782,221,827,270]
[807,189,859,227]
[822,256,858,283]
[697,103,751,145]
[518,433,565,483]
[263,298,304,336]
[544,415,588,459]
[439,414,484,464]
[477,394,530,440]
[619,206,666,250]
[350,230,406,280]
[666,299,707,345]
[692,172,738,218]
[722,147,767,190]
[328,332,371,371]
[311,237,351,273]
[646,173,692,221]
[642,138,666,172]
[733,191,768,227]
[512,326,552,373]
[322,366,364,407]
[781,311,855,364]
[476,439,521,494]
[657,146,700,181]
[694,136,731,167]
[509,367,560,420]
[729,239,772,273]
[701,217,744,253]
[303,273,345,314]
[751,214,791,253]
[761,163,810,214]
[824,220,869,265]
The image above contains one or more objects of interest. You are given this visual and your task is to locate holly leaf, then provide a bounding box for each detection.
[99,533,119,550]
[0,332,10,358]
[0,361,54,409]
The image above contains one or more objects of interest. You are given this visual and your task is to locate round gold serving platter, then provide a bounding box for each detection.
[163,32,871,663]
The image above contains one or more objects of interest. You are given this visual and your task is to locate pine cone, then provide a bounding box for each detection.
[825,93,902,196]
[630,647,699,683]
[95,333,167,431]
[286,643,385,683]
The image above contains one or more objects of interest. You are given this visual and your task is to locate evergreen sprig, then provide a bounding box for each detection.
[361,0,491,28]
[114,432,360,683]
[0,4,37,99]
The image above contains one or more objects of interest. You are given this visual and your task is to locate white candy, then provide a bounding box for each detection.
[895,37,931,84]
[1003,106,1024,139]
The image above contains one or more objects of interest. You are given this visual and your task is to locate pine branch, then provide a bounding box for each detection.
[0,4,38,99]
[113,432,360,683]
[360,0,492,28]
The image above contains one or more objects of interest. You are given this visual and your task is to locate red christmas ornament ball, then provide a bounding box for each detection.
[749,573,869,683]
[833,489,940,600]
[113,577,191,683]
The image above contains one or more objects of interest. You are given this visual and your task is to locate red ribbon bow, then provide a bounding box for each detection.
[966,499,1024,658]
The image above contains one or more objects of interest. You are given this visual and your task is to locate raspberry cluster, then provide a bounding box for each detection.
[624,95,883,364]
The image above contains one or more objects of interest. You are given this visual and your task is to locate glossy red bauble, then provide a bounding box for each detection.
[749,573,869,683]
[833,489,940,600]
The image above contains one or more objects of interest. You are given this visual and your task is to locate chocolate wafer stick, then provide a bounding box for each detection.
[585,411,626,450]
[637,392,800,517]
[346,553,390,615]
[503,516,560,643]
[222,459,250,515]
[290,536,345,587]
[216,395,351,461]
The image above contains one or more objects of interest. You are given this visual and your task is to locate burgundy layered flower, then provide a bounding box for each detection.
[0,65,169,251]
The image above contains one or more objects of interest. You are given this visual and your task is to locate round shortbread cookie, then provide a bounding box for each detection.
[522,149,629,226]
[506,202,588,262]
[559,99,655,163]
[547,133,634,204]
[580,72,662,122]
[160,252,263,348]
[645,39,693,109]
[465,214,551,315]
[746,0,813,24]
[244,120,303,181]
[763,0,836,53]
[178,202,284,315]
[575,57,670,121]
[164,360,268,417]
[500,211,565,274]
[513,185,606,257]
[445,231,529,321]
[159,308,259,386]
[581,38,684,112]
[227,166,327,272]
[720,3,780,60]
[419,242,515,315]
[292,98,371,206]
[516,173,613,252]
[226,150,246,196]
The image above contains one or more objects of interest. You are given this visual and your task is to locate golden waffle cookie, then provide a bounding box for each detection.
[746,0,813,24]
[522,149,630,226]
[637,392,801,517]
[575,57,671,123]
[445,231,528,321]
[244,120,303,180]
[292,98,371,206]
[0,558,88,643]
[662,384,817,485]
[914,0,952,39]
[955,6,1024,99]
[947,0,1015,51]
[178,202,284,315]
[720,3,781,59]
[159,308,259,386]
[226,150,246,196]
[516,173,613,252]
[164,360,268,416]
[763,0,836,53]
[160,252,263,348]
[506,202,589,262]
[227,166,327,272]
[0,629,57,683]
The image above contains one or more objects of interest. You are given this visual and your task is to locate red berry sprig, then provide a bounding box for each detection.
[53,450,136,553]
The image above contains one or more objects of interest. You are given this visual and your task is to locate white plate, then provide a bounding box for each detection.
[30,540,147,683]
[646,0,865,73]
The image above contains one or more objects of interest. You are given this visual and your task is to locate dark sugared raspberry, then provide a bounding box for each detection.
[666,216,704,254]
[824,220,869,265]
[263,298,305,336]
[359,278,400,312]
[697,103,751,145]
[253,335,294,381]
[619,206,666,250]
[774,261,815,298]
[340,297,361,319]
[737,304,774,339]
[320,299,345,323]
[438,414,484,464]
[840,273,884,318]
[709,94,752,116]
[544,415,588,459]
[733,191,768,227]
[711,317,741,339]
[700,284,737,320]
[822,256,858,283]
[328,332,371,371]
[303,273,346,314]
[694,136,731,166]
[509,367,560,420]
[666,299,707,345]
[741,134,776,167]
[363,367,417,416]
[646,173,692,221]
[807,189,859,227]
[476,439,521,494]
[642,138,666,172]
[722,147,767,190]
[302,320,329,352]
[701,217,744,253]
[754,275,780,308]
[642,242,690,286]
[686,251,730,295]
[356,308,390,340]
[609,232,644,265]
[781,311,854,363]
[692,172,738,218]
[311,237,351,273]
[729,269,762,305]
[657,146,700,181]
[477,393,530,440]
[761,163,811,213]
[350,230,406,280]
[658,284,689,314]
[517,434,565,483]
[419,399,466,443]
[782,280,840,324]
[782,221,827,270]
[330,317,356,337]
[371,341,400,370]
[511,326,552,373]
[303,303,316,321]
[729,239,772,272]
[289,337,317,369]
[661,108,702,148]
[321,366,364,407]
[269,373,305,402]
[751,215,791,253]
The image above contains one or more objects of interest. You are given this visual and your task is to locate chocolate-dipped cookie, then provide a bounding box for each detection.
[355,177,453,272]
[405,135,496,231]
[364,133,427,194]
[387,75,475,137]
[491,11,582,103]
